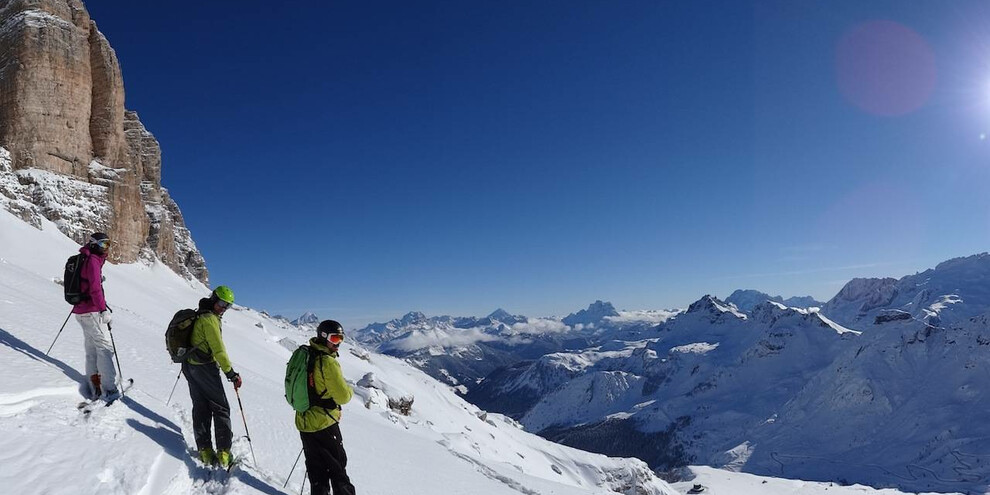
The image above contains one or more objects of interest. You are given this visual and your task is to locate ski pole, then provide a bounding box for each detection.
[234,387,258,465]
[45,310,73,356]
[299,469,307,495]
[107,323,126,396]
[284,447,304,488]
[166,369,182,405]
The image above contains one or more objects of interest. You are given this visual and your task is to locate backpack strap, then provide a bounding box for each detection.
[76,254,92,300]
[306,346,339,411]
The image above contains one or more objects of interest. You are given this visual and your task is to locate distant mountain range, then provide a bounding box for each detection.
[343,253,990,494]
[290,311,321,328]
[725,289,822,313]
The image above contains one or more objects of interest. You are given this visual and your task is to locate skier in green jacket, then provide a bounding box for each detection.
[184,286,241,469]
[298,320,354,495]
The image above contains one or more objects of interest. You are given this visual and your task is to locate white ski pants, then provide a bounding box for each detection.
[76,312,117,392]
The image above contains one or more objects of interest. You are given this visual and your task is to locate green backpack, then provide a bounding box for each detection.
[285,345,341,413]
[285,346,316,412]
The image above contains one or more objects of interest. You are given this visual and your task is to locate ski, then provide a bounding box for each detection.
[224,457,239,474]
[77,378,133,415]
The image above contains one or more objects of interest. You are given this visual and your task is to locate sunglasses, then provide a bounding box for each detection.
[328,334,344,344]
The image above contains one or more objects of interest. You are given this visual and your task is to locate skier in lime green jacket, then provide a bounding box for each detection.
[298,320,354,495]
[183,286,240,469]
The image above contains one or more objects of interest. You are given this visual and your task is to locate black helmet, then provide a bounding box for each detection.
[88,232,111,254]
[317,320,344,342]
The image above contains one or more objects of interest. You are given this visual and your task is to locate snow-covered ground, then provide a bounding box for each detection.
[0,207,960,495]
[672,467,953,495]
[0,207,673,494]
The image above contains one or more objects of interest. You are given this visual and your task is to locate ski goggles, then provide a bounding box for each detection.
[216,299,232,310]
[328,333,344,345]
[93,239,111,250]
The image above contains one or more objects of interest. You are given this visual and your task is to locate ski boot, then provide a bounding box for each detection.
[199,448,216,466]
[217,450,234,470]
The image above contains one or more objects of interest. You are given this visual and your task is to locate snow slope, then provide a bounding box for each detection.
[0,207,963,495]
[0,208,676,495]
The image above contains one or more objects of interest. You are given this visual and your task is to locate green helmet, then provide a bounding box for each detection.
[213,286,235,304]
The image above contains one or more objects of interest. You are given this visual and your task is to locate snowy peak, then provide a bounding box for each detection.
[488,308,512,320]
[685,295,747,320]
[290,311,320,327]
[562,300,619,326]
[487,308,517,321]
[400,311,428,325]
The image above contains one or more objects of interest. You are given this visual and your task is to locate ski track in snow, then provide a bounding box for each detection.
[0,385,77,416]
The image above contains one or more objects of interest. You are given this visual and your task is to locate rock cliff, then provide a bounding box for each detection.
[0,0,207,283]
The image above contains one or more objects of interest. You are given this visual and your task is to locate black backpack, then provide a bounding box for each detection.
[63,254,88,305]
[165,309,205,363]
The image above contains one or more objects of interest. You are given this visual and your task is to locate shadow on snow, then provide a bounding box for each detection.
[0,326,90,396]
[128,419,287,495]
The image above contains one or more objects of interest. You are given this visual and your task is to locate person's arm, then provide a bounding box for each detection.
[319,357,352,406]
[201,317,233,374]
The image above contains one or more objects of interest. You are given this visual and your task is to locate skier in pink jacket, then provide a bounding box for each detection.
[72,232,117,400]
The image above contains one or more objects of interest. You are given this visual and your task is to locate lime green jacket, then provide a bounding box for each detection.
[296,338,353,432]
[187,312,233,374]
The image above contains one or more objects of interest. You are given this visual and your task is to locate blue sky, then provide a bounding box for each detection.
[88,1,990,328]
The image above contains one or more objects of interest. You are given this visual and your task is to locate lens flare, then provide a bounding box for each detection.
[836,20,936,116]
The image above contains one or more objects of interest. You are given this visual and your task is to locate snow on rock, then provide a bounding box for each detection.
[522,371,647,433]
[669,342,719,354]
[0,151,111,239]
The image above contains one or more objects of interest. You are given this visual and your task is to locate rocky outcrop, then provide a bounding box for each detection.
[0,0,207,283]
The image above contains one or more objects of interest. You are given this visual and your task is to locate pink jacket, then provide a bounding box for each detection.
[71,245,108,314]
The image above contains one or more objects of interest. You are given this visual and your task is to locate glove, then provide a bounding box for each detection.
[226,370,242,389]
[100,310,112,326]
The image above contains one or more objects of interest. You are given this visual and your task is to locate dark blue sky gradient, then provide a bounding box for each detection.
[86,1,990,326]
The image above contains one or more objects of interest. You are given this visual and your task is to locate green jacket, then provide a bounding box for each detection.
[187,312,233,374]
[296,338,353,432]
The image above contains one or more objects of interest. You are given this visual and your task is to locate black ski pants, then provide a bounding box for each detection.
[182,361,233,451]
[301,422,355,495]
